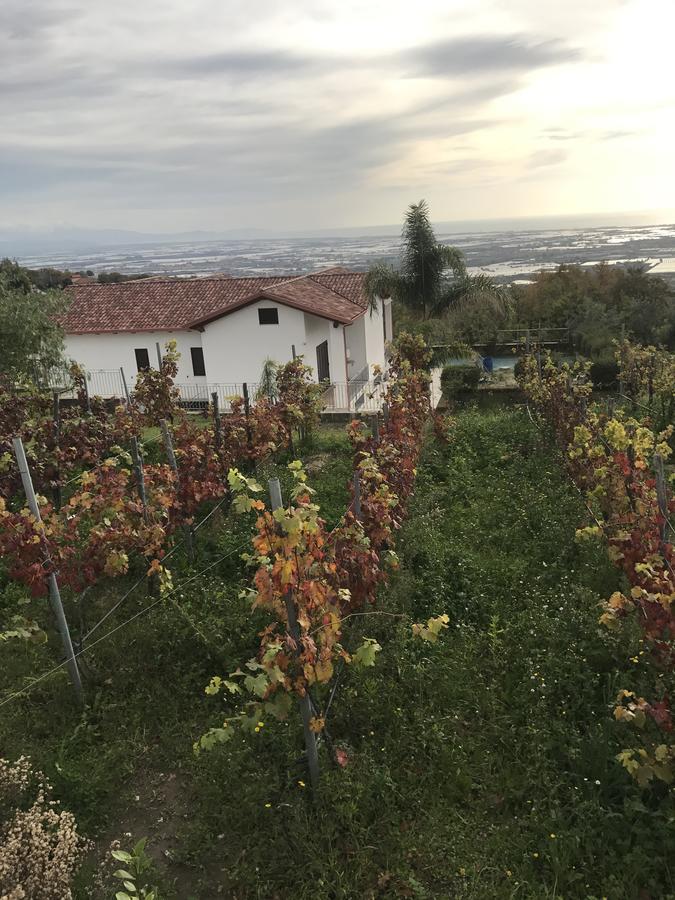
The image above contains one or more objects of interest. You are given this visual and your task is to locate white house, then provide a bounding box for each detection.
[60,268,393,407]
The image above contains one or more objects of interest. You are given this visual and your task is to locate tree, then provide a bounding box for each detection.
[0,267,69,382]
[365,200,506,320]
[512,263,675,354]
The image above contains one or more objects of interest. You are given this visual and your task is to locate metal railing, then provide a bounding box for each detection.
[85,369,126,399]
[322,380,386,412]
[473,326,570,347]
[30,366,402,415]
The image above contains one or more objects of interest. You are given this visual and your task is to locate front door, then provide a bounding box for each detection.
[316,340,330,382]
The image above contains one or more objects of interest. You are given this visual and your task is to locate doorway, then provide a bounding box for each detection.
[316,340,330,382]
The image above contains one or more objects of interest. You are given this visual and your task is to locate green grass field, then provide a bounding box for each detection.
[1,412,674,898]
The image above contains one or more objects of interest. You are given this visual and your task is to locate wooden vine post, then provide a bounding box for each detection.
[268,477,320,792]
[12,436,84,705]
[159,418,194,563]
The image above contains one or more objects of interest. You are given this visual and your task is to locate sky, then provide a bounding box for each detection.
[2,0,675,234]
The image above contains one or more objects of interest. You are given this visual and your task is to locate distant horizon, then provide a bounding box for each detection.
[2,208,675,255]
[8,216,675,284]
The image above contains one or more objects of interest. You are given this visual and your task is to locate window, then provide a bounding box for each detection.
[190,347,206,377]
[134,348,150,372]
[258,308,279,325]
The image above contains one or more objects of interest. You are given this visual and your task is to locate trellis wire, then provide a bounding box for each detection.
[80,493,230,645]
[0,538,252,711]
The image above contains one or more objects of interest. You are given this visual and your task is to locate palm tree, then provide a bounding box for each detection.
[365,200,507,320]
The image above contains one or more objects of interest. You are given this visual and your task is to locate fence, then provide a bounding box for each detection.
[43,367,395,414]
[37,367,444,414]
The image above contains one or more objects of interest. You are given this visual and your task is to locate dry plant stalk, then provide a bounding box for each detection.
[0,756,88,900]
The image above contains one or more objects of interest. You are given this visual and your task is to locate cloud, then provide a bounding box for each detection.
[1,0,671,232]
[527,149,568,168]
[403,34,580,78]
[151,49,317,81]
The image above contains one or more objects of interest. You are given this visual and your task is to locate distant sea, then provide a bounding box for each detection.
[11,221,675,285]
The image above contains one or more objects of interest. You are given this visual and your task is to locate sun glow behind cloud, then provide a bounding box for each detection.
[1,0,673,231]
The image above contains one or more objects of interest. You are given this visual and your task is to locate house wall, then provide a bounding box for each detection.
[383,298,393,348]
[344,318,367,381]
[303,313,348,383]
[64,330,204,395]
[363,297,387,374]
[64,298,383,395]
[344,298,386,381]
[201,300,307,384]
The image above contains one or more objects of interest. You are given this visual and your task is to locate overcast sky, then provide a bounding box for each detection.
[2,0,674,233]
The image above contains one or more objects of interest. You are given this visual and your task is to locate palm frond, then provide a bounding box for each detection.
[256,358,279,401]
[430,274,510,318]
[438,244,467,278]
[364,263,403,314]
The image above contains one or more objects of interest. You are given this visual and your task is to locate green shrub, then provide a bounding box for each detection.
[441,363,481,397]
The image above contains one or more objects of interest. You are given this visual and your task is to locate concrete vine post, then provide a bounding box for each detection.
[120,367,132,407]
[211,391,222,452]
[352,469,362,520]
[12,436,84,705]
[159,418,194,563]
[242,382,253,459]
[653,453,669,545]
[268,476,320,793]
[52,391,62,510]
[129,436,148,522]
[129,435,158,595]
[83,373,91,415]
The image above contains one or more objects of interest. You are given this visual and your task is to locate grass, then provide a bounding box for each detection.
[2,413,674,898]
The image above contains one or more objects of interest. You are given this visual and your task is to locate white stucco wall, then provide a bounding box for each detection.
[344,318,367,381]
[64,330,205,396]
[303,313,348,384]
[344,299,386,381]
[363,297,386,374]
[201,300,309,384]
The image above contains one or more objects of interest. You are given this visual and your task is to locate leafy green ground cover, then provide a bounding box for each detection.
[1,413,673,898]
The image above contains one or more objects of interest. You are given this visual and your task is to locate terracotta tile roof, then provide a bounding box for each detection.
[310,272,369,309]
[60,269,368,334]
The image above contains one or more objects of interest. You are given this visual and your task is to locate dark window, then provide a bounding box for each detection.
[191,347,206,377]
[134,348,150,372]
[316,340,330,382]
[258,307,279,325]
